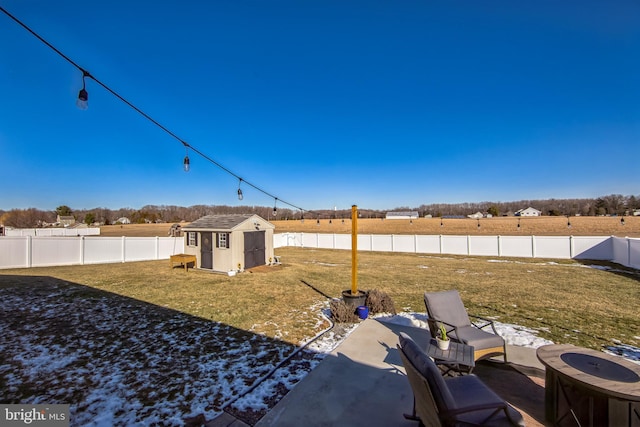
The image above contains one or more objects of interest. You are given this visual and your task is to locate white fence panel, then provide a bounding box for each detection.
[469,236,499,257]
[0,237,29,268]
[534,236,570,259]
[334,234,351,250]
[371,235,393,252]
[160,236,183,257]
[498,236,533,258]
[31,237,82,267]
[301,233,319,248]
[0,236,183,269]
[5,227,100,236]
[357,235,372,251]
[611,237,640,269]
[415,235,441,254]
[572,236,611,260]
[630,239,640,270]
[124,238,158,262]
[84,237,124,264]
[317,234,336,249]
[441,235,469,255]
[393,235,416,253]
[271,233,639,269]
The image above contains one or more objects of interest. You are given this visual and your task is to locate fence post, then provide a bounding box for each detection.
[414,234,418,253]
[26,235,32,268]
[391,234,395,252]
[156,236,160,260]
[121,236,126,263]
[80,236,85,265]
[531,235,536,258]
[569,235,574,258]
[439,235,443,254]
[467,235,471,255]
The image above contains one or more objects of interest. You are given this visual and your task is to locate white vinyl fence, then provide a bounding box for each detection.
[274,233,640,270]
[0,236,183,269]
[1,234,638,270]
[4,227,101,236]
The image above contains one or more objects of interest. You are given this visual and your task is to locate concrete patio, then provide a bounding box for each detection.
[208,318,547,426]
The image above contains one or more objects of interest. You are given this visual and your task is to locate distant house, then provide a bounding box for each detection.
[182,214,275,273]
[56,215,75,227]
[385,211,419,220]
[467,212,484,219]
[116,217,131,224]
[515,207,542,217]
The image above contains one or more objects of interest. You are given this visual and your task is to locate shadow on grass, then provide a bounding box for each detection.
[572,258,640,283]
[0,275,321,426]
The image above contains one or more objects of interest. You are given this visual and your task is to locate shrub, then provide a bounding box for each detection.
[365,289,396,315]
[329,299,359,323]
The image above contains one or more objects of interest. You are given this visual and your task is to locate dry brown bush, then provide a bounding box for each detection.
[366,289,397,315]
[329,298,359,323]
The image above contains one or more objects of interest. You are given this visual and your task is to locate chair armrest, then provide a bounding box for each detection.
[469,314,499,335]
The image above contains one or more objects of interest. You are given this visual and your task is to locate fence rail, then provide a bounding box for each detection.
[274,233,640,270]
[0,236,183,269]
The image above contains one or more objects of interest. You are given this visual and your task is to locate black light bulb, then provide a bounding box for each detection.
[183,155,190,172]
[76,88,88,110]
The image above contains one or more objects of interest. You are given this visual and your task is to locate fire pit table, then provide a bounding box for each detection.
[537,344,640,427]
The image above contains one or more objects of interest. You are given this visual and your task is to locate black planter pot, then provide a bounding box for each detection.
[342,290,367,307]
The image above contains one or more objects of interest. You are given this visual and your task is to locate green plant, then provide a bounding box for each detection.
[438,323,449,341]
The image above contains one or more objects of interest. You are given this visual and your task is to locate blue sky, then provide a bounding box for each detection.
[1,1,638,212]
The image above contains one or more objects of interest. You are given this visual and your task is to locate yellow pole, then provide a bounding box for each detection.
[351,205,358,295]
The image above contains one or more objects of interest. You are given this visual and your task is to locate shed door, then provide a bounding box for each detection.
[201,232,213,269]
[244,231,265,269]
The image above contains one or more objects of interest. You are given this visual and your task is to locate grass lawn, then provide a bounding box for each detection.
[1,247,638,424]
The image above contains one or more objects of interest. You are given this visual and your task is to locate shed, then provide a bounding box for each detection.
[385,211,419,220]
[182,214,275,273]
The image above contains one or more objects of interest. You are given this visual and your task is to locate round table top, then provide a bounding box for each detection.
[537,344,640,401]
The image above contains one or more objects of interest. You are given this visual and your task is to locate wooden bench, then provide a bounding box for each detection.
[170,254,197,272]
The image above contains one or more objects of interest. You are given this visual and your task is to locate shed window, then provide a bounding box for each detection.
[187,232,198,247]
[217,232,230,249]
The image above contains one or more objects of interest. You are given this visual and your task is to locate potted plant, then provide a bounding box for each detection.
[436,323,450,351]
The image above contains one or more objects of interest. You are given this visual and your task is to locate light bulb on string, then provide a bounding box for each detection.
[237,179,243,200]
[272,198,277,217]
[76,70,89,110]
[517,218,521,230]
[477,219,481,229]
[183,154,190,172]
[567,215,571,228]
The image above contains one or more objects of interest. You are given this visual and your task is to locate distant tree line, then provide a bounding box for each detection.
[0,194,638,228]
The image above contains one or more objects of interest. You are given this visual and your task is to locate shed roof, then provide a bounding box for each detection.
[182,214,272,231]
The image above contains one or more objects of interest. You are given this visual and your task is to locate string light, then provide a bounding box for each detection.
[567,215,572,228]
[273,198,277,217]
[77,70,89,110]
[183,147,190,172]
[0,5,324,218]
[237,179,243,200]
[477,219,481,229]
[621,217,625,226]
[517,218,521,230]
[440,218,444,227]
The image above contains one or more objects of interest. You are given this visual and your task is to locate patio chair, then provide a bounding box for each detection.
[398,332,524,427]
[424,290,507,362]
